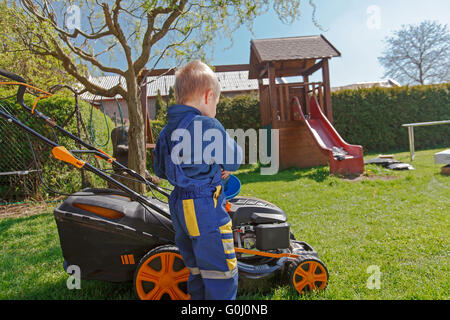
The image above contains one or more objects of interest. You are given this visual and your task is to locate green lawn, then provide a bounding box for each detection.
[1,148,449,300]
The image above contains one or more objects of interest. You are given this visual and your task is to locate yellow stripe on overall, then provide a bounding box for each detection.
[182,199,200,237]
[219,219,236,271]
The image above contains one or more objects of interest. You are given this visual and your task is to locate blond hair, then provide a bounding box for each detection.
[174,60,220,105]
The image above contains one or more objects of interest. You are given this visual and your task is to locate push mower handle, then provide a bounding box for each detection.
[0,68,27,107]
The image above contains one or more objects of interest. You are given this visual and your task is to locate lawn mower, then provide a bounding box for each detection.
[0,69,329,300]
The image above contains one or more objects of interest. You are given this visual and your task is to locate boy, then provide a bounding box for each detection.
[153,60,243,300]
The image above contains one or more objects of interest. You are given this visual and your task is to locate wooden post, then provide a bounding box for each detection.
[322,58,333,123]
[278,86,285,121]
[303,75,310,115]
[268,63,279,129]
[284,85,289,120]
[257,79,265,125]
[139,76,156,165]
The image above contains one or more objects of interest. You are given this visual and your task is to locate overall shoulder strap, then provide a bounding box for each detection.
[168,113,200,148]
[178,112,199,130]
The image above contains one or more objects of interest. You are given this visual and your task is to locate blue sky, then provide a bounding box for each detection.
[207,0,450,86]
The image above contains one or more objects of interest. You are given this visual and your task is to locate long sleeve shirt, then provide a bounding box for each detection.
[153,104,243,183]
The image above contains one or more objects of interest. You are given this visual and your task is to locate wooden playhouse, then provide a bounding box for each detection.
[248,35,365,175]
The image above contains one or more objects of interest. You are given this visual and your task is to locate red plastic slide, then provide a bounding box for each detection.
[291,96,364,175]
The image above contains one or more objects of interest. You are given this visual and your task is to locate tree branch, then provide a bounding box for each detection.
[102,0,134,68]
[133,0,188,74]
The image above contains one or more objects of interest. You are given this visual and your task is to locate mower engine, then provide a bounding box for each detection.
[226,197,324,282]
[228,197,290,251]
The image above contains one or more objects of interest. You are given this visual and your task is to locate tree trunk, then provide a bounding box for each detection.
[419,67,424,85]
[125,74,146,194]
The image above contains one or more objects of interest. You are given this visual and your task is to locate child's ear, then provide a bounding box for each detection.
[205,89,214,105]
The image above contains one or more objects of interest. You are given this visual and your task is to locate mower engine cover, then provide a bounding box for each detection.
[255,223,291,251]
[227,197,291,251]
[227,197,287,225]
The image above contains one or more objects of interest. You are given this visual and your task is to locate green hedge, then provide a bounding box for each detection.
[216,93,261,131]
[332,84,450,153]
[151,84,449,162]
[213,85,449,154]
[150,93,261,141]
[0,92,114,200]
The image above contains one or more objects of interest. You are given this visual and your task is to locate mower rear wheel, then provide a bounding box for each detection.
[134,245,190,300]
[288,255,328,294]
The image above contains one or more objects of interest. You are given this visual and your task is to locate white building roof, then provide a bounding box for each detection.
[80,71,285,101]
[331,79,400,92]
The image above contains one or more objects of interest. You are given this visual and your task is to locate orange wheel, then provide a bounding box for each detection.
[289,255,328,294]
[134,245,190,300]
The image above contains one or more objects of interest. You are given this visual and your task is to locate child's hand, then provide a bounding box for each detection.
[221,170,231,180]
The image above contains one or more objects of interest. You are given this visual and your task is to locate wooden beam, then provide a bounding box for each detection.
[268,63,279,129]
[300,59,324,77]
[248,46,262,79]
[145,64,250,77]
[146,68,175,76]
[214,64,250,72]
[321,58,333,123]
[258,64,268,78]
[142,60,323,79]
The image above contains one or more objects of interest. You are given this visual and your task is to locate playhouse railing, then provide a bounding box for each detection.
[276,82,325,120]
[259,81,331,127]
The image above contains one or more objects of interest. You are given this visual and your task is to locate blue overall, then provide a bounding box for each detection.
[154,110,239,300]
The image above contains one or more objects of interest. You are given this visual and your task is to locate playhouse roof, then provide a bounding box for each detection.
[249,35,341,78]
[251,35,341,61]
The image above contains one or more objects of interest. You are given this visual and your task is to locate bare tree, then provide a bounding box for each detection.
[7,0,319,191]
[379,20,450,85]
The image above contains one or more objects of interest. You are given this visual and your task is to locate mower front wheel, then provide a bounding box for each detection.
[133,245,190,300]
[288,255,328,294]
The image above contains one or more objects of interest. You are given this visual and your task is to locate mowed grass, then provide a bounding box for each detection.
[0,148,449,300]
